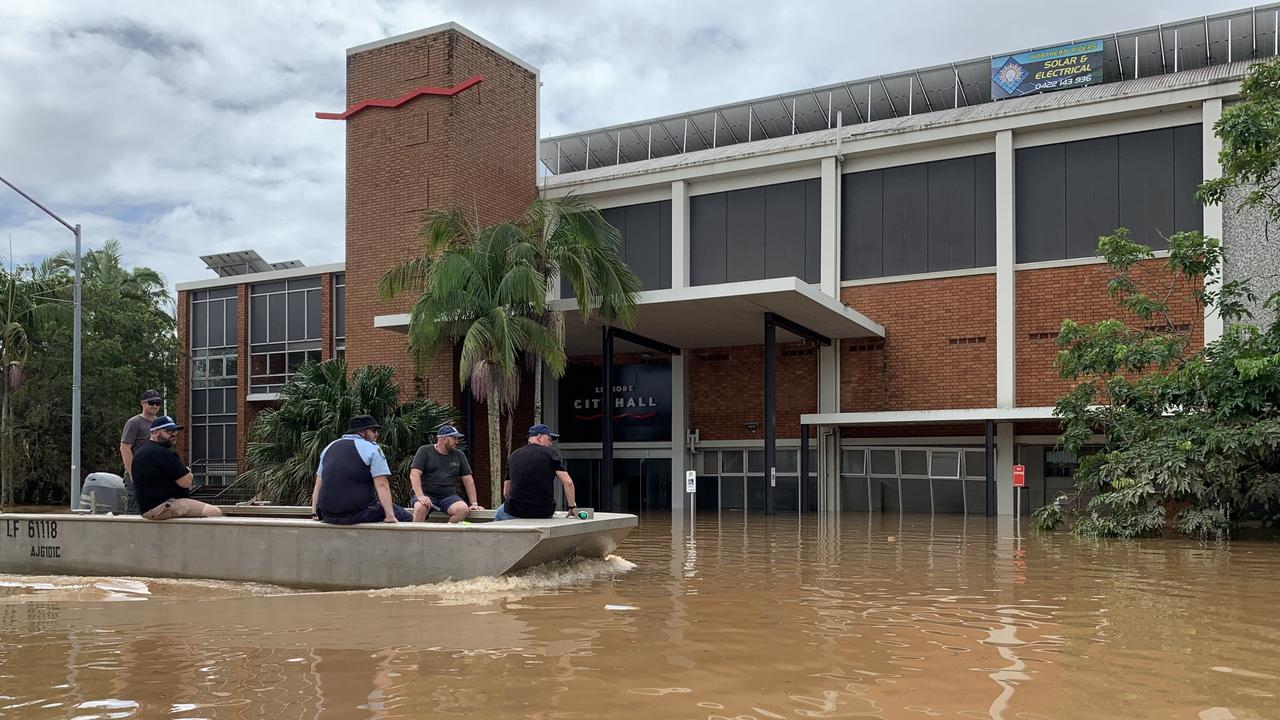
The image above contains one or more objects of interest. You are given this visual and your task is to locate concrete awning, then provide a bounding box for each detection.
[374,276,883,355]
[801,406,1060,427]
[557,277,883,355]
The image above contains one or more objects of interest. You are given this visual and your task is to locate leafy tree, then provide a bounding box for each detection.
[240,359,455,505]
[4,241,176,506]
[1034,59,1280,539]
[380,197,639,503]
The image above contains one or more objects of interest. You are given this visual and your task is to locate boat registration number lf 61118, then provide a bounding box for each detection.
[4,519,62,558]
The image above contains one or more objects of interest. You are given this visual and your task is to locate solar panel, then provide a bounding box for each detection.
[540,4,1279,176]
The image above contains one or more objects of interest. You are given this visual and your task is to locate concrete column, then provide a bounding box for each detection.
[1203,98,1225,345]
[818,343,840,414]
[995,130,1017,409]
[541,366,559,435]
[671,180,691,290]
[820,156,841,297]
[670,353,688,509]
[996,421,1015,515]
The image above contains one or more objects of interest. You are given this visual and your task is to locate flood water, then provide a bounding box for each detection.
[2,512,1279,719]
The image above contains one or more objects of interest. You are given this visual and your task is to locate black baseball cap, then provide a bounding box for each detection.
[347,415,381,433]
[141,389,162,402]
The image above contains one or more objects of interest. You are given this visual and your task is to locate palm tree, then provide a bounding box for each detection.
[379,221,570,503]
[240,359,454,505]
[519,196,643,421]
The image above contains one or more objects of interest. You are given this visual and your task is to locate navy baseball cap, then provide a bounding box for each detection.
[150,415,182,432]
[437,424,464,438]
[527,423,559,439]
[141,389,162,402]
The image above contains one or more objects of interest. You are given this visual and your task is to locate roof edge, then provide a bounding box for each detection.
[346,21,538,75]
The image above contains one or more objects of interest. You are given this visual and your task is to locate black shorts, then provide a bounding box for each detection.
[410,493,465,512]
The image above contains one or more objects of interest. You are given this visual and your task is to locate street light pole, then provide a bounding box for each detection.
[0,175,82,510]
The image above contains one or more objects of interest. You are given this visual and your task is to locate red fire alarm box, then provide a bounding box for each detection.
[1012,464,1026,487]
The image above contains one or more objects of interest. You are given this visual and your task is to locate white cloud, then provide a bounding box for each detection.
[0,0,1248,289]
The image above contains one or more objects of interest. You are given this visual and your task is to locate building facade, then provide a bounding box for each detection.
[175,8,1277,515]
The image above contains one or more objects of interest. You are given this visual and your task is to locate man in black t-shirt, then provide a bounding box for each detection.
[131,416,222,520]
[408,424,483,523]
[495,424,578,520]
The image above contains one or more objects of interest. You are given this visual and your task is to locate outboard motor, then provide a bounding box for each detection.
[80,472,126,514]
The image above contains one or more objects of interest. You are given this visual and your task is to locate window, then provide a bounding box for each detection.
[333,273,345,361]
[691,179,821,286]
[841,154,996,279]
[249,277,323,394]
[1015,125,1202,262]
[190,287,238,486]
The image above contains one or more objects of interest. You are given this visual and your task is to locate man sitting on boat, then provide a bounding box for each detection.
[311,415,413,524]
[495,424,578,520]
[133,416,223,520]
[407,424,484,523]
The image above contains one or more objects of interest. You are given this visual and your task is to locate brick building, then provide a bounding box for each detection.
[176,10,1271,516]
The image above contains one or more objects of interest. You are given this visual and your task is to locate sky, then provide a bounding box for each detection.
[0,0,1250,289]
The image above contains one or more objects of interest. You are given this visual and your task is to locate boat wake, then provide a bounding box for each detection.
[368,554,637,603]
[0,575,298,603]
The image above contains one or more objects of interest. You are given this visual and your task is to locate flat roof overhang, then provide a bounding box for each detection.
[374,277,884,354]
[801,406,1060,427]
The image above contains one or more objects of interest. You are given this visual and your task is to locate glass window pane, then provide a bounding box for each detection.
[287,351,306,372]
[869,449,897,476]
[251,354,268,376]
[306,289,321,339]
[931,450,961,479]
[208,387,224,414]
[253,281,286,294]
[268,353,287,375]
[901,449,928,476]
[286,291,306,341]
[225,298,237,346]
[775,449,797,474]
[700,451,719,475]
[964,450,987,478]
[225,356,237,379]
[288,277,321,290]
[774,477,799,511]
[207,357,223,379]
[746,476,767,512]
[192,358,207,382]
[250,296,268,344]
[267,294,286,343]
[334,284,345,338]
[192,426,208,462]
[208,300,225,347]
[933,479,966,513]
[225,425,237,460]
[841,449,866,475]
[901,478,931,511]
[208,425,225,460]
[191,389,207,415]
[807,449,818,477]
[840,476,870,511]
[720,476,746,509]
[747,450,763,473]
[722,451,744,474]
[192,302,208,349]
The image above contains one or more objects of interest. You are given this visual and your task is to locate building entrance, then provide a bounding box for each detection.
[563,457,671,513]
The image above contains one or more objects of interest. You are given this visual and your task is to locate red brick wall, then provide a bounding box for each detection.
[840,273,997,411]
[687,343,820,441]
[1015,259,1204,407]
[342,29,537,409]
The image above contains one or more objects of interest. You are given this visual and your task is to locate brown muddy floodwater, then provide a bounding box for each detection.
[2,513,1280,720]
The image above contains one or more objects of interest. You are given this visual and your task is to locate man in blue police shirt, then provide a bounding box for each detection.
[310,415,412,524]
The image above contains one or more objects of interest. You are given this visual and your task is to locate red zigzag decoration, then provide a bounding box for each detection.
[315,75,485,120]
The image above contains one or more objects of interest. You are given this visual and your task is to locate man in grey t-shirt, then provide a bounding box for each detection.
[408,424,483,523]
[119,389,163,514]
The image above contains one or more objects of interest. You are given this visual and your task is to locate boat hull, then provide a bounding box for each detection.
[0,512,637,589]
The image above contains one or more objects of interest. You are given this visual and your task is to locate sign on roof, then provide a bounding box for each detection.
[991,39,1105,100]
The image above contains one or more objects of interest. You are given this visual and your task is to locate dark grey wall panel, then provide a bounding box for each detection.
[882,164,928,276]
[804,179,821,283]
[1016,143,1067,262]
[974,154,997,267]
[926,156,976,272]
[624,202,661,290]
[1065,136,1118,259]
[726,186,766,282]
[764,181,807,280]
[691,193,728,285]
[1173,124,1203,235]
[658,201,672,289]
[842,170,884,279]
[1119,128,1175,250]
